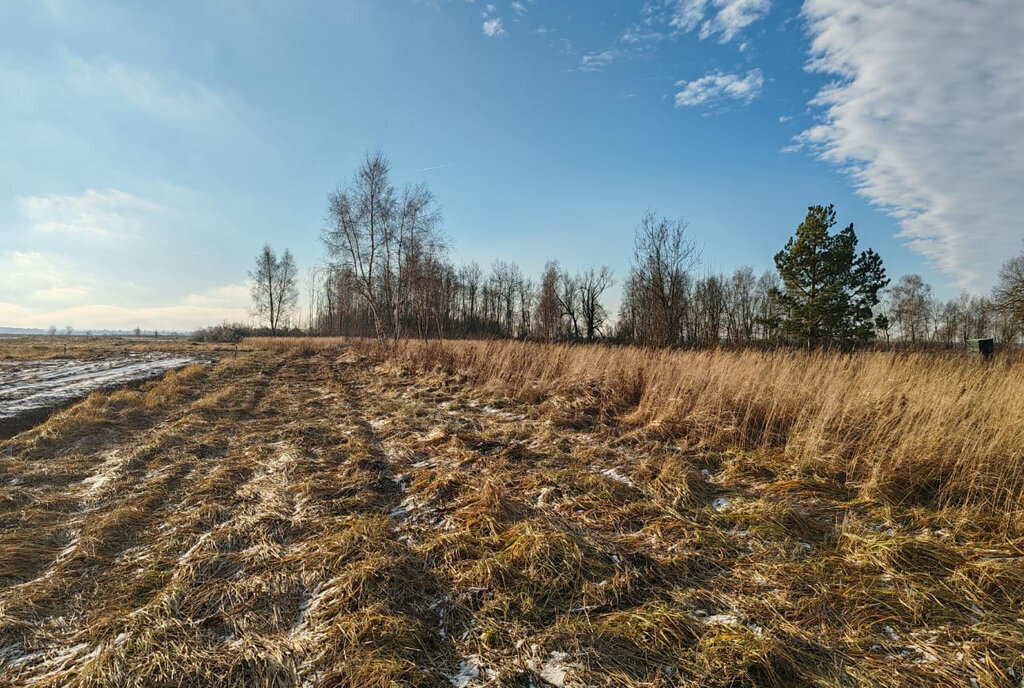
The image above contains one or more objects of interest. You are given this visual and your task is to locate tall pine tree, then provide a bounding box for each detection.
[772,205,888,348]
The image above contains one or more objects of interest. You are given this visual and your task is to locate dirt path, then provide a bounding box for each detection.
[0,349,1019,687]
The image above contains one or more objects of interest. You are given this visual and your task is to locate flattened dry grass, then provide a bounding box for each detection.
[2,340,1023,687]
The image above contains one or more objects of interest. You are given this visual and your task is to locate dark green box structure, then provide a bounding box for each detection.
[967,338,994,361]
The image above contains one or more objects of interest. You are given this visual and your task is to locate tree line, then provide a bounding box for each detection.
[247,152,1024,350]
[876,273,1022,347]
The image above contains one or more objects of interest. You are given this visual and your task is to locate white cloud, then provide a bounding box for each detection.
[0,251,65,291]
[675,69,764,106]
[621,24,665,45]
[667,0,770,43]
[668,0,709,32]
[511,2,526,15]
[182,284,250,309]
[799,0,1024,289]
[0,250,95,310]
[16,189,163,240]
[0,190,255,330]
[1,181,252,330]
[482,17,504,36]
[579,49,618,72]
[0,283,251,331]
[703,0,771,42]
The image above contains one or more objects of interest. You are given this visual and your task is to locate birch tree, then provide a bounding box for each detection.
[323,151,441,345]
[249,244,298,335]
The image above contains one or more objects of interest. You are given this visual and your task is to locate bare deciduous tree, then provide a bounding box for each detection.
[725,267,757,345]
[490,260,522,338]
[536,261,562,341]
[557,271,580,340]
[888,273,934,346]
[249,244,299,335]
[754,270,782,342]
[518,277,536,339]
[625,211,699,347]
[458,262,483,328]
[324,151,442,345]
[578,266,614,341]
[995,249,1024,321]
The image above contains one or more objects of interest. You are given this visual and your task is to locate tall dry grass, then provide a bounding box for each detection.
[252,337,1024,513]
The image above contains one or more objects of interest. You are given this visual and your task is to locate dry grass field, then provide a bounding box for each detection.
[1,336,1023,687]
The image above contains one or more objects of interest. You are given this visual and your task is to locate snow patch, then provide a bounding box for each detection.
[447,655,485,687]
[0,355,196,422]
[600,467,633,486]
[535,651,572,686]
[704,613,741,626]
[78,450,127,501]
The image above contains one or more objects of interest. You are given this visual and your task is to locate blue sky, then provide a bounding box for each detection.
[2,0,1021,330]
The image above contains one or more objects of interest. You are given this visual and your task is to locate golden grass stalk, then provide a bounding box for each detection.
[252,337,1024,513]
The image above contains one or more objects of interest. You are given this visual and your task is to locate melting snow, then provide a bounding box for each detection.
[79,473,110,495]
[704,613,741,626]
[536,651,572,686]
[600,467,633,486]
[78,451,127,500]
[0,355,195,422]
[447,655,485,687]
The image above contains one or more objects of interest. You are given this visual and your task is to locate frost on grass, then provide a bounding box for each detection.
[77,450,127,501]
